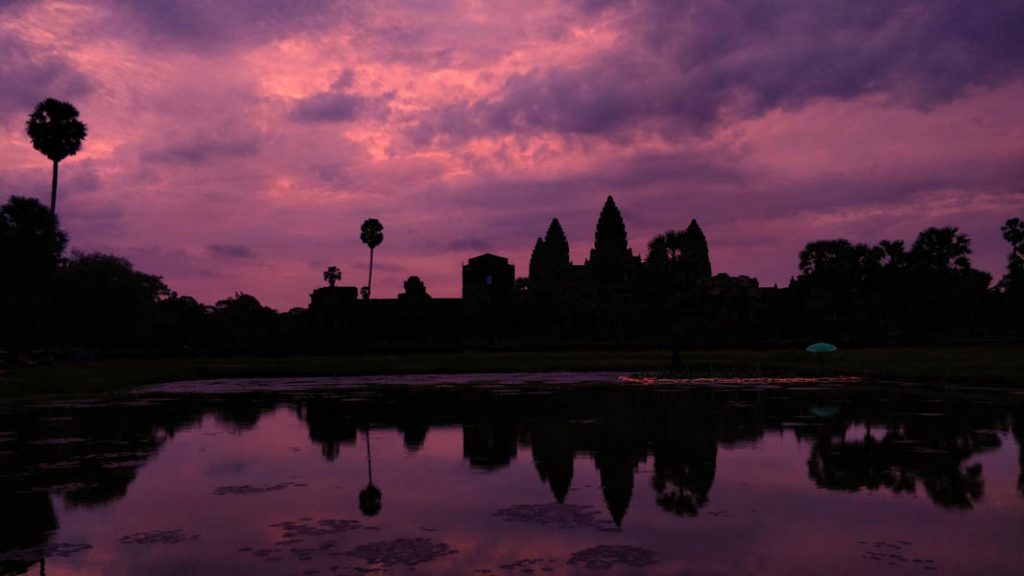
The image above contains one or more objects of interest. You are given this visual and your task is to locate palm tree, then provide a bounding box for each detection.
[359,218,383,299]
[323,265,341,287]
[25,98,88,215]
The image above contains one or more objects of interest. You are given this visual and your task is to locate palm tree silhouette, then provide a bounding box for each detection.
[323,265,341,287]
[358,427,382,516]
[25,98,88,215]
[359,218,383,299]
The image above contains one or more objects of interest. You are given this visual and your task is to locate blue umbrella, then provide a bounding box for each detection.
[806,342,838,353]
[806,342,838,372]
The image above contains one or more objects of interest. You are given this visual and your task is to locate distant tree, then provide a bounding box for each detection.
[646,230,681,272]
[359,218,383,299]
[904,227,991,331]
[209,292,279,352]
[53,252,170,348]
[25,98,87,215]
[798,239,882,283]
[1000,217,1024,297]
[909,226,973,274]
[794,239,883,336]
[878,239,908,270]
[399,275,431,302]
[647,220,711,284]
[154,292,209,350]
[323,265,341,287]
[0,196,67,355]
[0,196,67,272]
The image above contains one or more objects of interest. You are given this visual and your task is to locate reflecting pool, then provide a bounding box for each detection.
[2,375,1023,575]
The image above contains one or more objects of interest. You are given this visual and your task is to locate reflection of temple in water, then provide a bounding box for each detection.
[4,385,1023,572]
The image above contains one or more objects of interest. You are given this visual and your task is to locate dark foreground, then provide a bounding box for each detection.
[2,375,1023,575]
[2,346,1023,397]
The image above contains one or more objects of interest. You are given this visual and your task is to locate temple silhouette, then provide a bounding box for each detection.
[305,195,763,350]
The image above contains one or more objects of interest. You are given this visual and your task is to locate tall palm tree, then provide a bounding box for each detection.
[359,218,383,299]
[25,98,88,215]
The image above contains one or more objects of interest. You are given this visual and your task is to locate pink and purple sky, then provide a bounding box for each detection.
[2,0,1023,310]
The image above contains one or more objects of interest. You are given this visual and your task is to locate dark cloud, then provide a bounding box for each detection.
[207,243,256,259]
[448,237,491,252]
[0,35,92,122]
[290,72,393,123]
[415,0,1024,141]
[109,0,352,52]
[140,133,262,165]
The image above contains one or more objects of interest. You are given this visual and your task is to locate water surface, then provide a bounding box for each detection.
[2,376,1023,575]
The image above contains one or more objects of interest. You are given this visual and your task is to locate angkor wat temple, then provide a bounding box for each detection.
[307,195,764,350]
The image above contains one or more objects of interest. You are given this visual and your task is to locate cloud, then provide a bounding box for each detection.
[413,0,1024,142]
[448,236,492,252]
[107,0,352,52]
[141,133,262,165]
[289,71,393,124]
[207,243,256,259]
[0,34,92,123]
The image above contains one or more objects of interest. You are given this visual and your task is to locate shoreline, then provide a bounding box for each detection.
[2,346,1022,399]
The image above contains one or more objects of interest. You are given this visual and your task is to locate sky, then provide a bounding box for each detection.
[2,0,1023,310]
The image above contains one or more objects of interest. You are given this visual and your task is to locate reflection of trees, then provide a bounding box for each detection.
[651,435,717,517]
[0,398,210,572]
[0,492,57,575]
[647,390,719,518]
[807,416,1000,510]
[301,399,358,461]
[213,397,276,431]
[463,419,517,471]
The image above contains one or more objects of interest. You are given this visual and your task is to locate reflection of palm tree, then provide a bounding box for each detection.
[26,98,87,215]
[359,427,382,516]
[359,219,383,299]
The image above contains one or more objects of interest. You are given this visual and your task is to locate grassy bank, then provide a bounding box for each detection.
[1,346,1021,397]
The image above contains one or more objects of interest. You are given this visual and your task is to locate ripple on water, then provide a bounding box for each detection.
[857,539,937,570]
[346,537,457,567]
[119,529,199,545]
[238,518,368,564]
[566,545,658,570]
[0,542,93,564]
[213,481,307,495]
[493,503,617,531]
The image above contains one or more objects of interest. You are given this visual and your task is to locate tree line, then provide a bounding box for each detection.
[1,192,1021,361]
